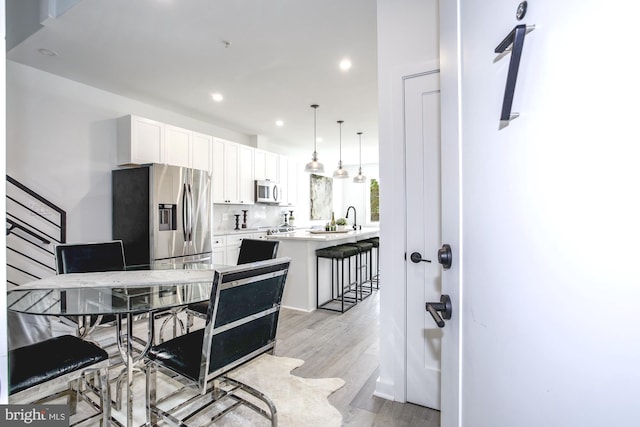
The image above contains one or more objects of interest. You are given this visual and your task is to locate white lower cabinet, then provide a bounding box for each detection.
[212,236,226,265]
[216,232,269,266]
[225,234,245,266]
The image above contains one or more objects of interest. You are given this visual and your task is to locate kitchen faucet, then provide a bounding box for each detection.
[345,206,358,230]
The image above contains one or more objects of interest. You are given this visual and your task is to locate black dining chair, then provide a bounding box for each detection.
[9,334,111,426]
[145,257,290,426]
[55,240,142,411]
[236,238,280,264]
[185,238,280,332]
[55,240,126,337]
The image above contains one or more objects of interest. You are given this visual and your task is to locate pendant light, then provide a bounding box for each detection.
[304,104,324,173]
[333,120,349,179]
[353,132,367,183]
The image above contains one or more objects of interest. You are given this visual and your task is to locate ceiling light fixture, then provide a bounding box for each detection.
[339,58,352,71]
[353,132,367,183]
[333,120,349,179]
[38,48,58,56]
[276,120,284,127]
[304,104,324,173]
[211,93,224,102]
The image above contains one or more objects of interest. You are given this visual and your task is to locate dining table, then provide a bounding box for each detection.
[6,262,222,427]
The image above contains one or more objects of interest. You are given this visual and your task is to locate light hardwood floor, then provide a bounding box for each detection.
[274,291,440,426]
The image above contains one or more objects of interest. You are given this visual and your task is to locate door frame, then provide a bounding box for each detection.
[375,58,441,404]
[439,1,462,425]
[403,69,443,409]
[375,2,462,421]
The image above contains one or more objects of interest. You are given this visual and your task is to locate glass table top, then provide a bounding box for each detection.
[7,262,224,316]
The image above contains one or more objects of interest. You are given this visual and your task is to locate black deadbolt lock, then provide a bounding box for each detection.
[437,244,452,269]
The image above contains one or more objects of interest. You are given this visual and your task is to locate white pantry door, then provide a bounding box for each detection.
[405,71,445,409]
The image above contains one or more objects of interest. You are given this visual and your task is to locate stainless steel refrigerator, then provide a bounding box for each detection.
[112,164,212,266]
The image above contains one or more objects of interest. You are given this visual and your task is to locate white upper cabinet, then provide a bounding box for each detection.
[118,115,213,173]
[165,124,191,168]
[191,132,213,172]
[238,145,255,205]
[254,149,279,182]
[212,138,226,204]
[278,155,299,206]
[287,157,299,206]
[118,115,165,165]
[225,142,240,204]
[212,138,254,205]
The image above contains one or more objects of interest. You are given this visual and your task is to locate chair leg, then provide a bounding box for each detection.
[98,367,111,426]
[186,311,194,333]
[68,379,79,414]
[146,364,158,426]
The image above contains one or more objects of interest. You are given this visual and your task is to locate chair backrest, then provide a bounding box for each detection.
[236,238,280,265]
[55,240,126,274]
[198,257,290,390]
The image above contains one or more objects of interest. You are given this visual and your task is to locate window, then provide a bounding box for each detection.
[370,179,379,222]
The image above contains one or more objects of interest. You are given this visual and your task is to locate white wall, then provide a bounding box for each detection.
[6,61,251,243]
[376,0,440,401]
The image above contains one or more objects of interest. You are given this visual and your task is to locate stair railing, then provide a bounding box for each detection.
[6,175,66,287]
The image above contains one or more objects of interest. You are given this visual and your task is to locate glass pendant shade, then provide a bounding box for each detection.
[305,153,324,173]
[353,132,366,183]
[333,161,349,178]
[353,168,367,183]
[333,120,349,179]
[304,104,324,173]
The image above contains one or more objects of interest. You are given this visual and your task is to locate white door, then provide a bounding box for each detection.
[442,1,640,425]
[405,71,443,409]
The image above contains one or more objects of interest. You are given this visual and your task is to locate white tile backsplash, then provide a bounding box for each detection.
[213,204,294,234]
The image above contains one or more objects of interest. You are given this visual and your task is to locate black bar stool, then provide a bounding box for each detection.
[345,241,374,300]
[363,237,380,289]
[316,244,359,313]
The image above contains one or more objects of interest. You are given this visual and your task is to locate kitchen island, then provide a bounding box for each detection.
[266,228,379,311]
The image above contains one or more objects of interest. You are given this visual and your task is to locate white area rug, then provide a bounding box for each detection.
[109,354,345,426]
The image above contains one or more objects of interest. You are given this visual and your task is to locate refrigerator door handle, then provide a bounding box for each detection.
[182,183,189,241]
[187,183,194,242]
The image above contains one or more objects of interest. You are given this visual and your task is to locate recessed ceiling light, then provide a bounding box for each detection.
[339,58,352,71]
[211,93,224,102]
[38,48,58,57]
[275,120,284,127]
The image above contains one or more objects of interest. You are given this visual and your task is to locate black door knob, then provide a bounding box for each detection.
[410,252,431,263]
[437,244,452,269]
[425,295,452,328]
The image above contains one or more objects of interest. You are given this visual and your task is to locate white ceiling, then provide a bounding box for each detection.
[7,0,380,165]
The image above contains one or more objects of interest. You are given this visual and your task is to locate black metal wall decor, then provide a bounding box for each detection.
[495,24,534,125]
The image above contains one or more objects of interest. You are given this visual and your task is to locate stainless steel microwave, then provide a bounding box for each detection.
[255,180,280,204]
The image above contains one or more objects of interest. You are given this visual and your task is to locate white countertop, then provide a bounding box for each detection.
[265,227,379,241]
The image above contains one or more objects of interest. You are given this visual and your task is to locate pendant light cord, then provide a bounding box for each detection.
[338,120,343,161]
[312,104,318,153]
[358,132,362,169]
